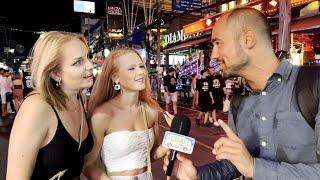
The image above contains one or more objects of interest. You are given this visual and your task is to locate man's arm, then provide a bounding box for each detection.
[196,105,241,180]
[197,160,240,180]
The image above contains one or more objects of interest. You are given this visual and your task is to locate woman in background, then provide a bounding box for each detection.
[12,72,24,111]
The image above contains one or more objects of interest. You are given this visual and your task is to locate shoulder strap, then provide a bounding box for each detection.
[141,104,152,174]
[50,105,62,122]
[295,66,320,130]
[79,93,88,121]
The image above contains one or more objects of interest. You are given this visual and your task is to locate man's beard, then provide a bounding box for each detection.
[226,45,249,77]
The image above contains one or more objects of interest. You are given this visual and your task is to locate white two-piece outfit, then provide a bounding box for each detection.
[101,105,154,180]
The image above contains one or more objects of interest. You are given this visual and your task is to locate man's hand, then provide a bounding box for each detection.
[212,119,254,177]
[163,152,197,180]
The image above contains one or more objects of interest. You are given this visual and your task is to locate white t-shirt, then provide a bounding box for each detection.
[0,76,12,94]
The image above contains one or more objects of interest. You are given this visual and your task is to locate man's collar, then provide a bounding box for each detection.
[241,59,293,95]
[273,59,293,80]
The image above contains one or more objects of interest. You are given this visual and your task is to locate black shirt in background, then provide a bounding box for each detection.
[163,75,177,93]
[208,74,225,98]
[196,78,212,103]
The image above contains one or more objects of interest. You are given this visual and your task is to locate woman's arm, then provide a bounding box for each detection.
[6,95,50,180]
[83,111,110,180]
[150,111,170,162]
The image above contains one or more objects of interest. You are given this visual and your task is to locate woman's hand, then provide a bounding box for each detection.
[163,111,174,127]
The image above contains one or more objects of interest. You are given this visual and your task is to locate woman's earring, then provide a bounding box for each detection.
[114,81,121,90]
[56,79,61,86]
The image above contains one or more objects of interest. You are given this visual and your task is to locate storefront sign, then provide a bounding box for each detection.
[108,6,122,15]
[106,1,123,33]
[173,0,202,15]
[163,29,202,45]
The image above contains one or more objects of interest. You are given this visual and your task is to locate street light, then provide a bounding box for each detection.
[269,0,278,7]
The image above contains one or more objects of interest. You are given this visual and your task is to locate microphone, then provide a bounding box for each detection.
[165,114,191,176]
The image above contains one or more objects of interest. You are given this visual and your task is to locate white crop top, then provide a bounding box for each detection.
[101,128,154,173]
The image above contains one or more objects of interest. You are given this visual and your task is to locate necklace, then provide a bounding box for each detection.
[69,98,80,113]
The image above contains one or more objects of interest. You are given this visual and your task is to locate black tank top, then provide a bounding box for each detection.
[31,97,94,180]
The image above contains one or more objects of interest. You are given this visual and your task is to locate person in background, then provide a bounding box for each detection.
[163,67,178,115]
[150,74,158,100]
[0,68,6,117]
[4,69,15,114]
[7,31,94,180]
[0,69,13,117]
[191,73,198,109]
[195,69,214,127]
[208,67,225,127]
[83,47,172,180]
[12,72,24,112]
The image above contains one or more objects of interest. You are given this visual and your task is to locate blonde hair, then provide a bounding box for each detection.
[30,31,88,110]
[88,47,162,117]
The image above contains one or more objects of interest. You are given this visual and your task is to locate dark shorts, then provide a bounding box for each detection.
[199,101,213,112]
[213,97,223,111]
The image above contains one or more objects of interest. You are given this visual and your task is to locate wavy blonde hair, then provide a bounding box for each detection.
[30,31,88,110]
[88,47,162,117]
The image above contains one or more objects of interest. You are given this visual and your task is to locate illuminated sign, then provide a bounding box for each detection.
[163,29,202,45]
[173,0,202,15]
[183,18,214,35]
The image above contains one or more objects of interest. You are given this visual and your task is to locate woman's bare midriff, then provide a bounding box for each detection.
[108,167,147,176]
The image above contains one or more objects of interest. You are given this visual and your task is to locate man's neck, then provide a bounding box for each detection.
[243,56,280,91]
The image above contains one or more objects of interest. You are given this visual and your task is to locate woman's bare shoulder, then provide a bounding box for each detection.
[90,100,116,128]
[13,94,54,134]
[143,102,160,122]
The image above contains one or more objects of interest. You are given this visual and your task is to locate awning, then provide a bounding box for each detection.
[163,35,211,53]
[272,15,320,34]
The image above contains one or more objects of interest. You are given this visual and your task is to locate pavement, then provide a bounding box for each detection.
[0,115,15,180]
[0,98,228,180]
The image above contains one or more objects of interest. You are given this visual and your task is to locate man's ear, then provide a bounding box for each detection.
[241,29,256,49]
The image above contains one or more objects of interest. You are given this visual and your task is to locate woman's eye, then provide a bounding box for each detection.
[139,65,145,69]
[128,67,134,71]
[73,59,82,66]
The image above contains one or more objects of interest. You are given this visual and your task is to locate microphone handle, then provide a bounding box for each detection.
[165,150,177,176]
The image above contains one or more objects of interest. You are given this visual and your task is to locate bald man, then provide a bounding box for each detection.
[163,7,320,180]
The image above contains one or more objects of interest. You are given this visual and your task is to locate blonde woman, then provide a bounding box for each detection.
[83,48,171,179]
[7,31,94,180]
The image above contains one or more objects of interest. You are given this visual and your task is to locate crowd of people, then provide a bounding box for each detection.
[5,6,320,180]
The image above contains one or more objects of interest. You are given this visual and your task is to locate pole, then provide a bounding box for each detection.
[156,0,161,100]
[278,0,291,52]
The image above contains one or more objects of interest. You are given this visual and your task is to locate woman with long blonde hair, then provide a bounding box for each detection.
[7,31,94,180]
[83,47,171,179]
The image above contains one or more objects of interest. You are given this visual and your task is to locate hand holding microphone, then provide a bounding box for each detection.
[162,114,197,179]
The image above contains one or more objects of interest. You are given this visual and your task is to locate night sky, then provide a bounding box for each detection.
[0,0,105,55]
